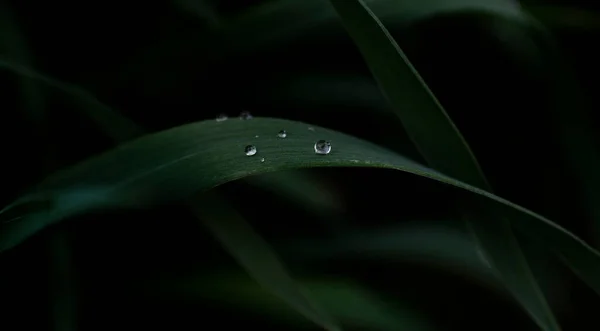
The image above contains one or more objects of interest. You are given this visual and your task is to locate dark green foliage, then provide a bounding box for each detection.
[1,0,599,330]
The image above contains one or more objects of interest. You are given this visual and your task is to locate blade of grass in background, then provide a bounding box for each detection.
[0,4,52,171]
[283,220,568,308]
[190,193,340,331]
[0,7,77,331]
[217,0,527,52]
[530,22,600,248]
[328,0,488,187]
[0,60,346,226]
[147,271,438,331]
[0,118,598,298]
[491,7,600,262]
[0,63,345,330]
[327,1,560,330]
[0,59,144,143]
[0,3,45,129]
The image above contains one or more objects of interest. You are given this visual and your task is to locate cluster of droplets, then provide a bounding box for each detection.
[215,110,253,122]
[216,111,331,159]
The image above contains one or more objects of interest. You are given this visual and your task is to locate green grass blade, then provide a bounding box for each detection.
[286,221,568,307]
[0,118,598,299]
[190,193,340,331]
[289,221,497,278]
[0,63,345,330]
[1,62,345,222]
[327,0,559,329]
[0,61,349,329]
[0,59,143,142]
[148,271,438,331]
[328,0,486,186]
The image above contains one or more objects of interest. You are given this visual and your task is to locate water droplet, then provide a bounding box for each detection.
[216,113,228,122]
[314,140,331,155]
[277,130,287,138]
[308,127,315,131]
[239,111,253,120]
[261,158,265,163]
[255,135,259,138]
[245,145,257,156]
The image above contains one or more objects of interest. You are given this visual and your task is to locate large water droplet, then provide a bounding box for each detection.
[216,113,228,122]
[245,145,257,156]
[314,140,331,155]
[239,111,253,120]
[277,130,287,138]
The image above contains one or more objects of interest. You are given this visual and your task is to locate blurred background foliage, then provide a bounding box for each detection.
[1,0,600,330]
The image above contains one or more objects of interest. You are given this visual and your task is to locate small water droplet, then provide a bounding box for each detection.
[308,127,315,131]
[277,130,287,138]
[216,113,228,122]
[314,140,331,155]
[245,145,257,156]
[239,111,253,120]
[261,158,265,162]
[255,135,259,138]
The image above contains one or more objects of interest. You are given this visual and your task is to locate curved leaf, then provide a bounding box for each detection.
[327,0,559,329]
[0,118,598,297]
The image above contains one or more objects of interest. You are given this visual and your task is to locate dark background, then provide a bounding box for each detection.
[0,0,599,330]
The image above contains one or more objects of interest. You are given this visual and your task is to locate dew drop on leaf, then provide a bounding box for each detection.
[314,140,331,155]
[239,111,253,120]
[216,113,228,122]
[245,145,257,156]
[277,130,287,138]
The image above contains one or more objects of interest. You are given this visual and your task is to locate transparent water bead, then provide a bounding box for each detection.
[245,145,257,156]
[277,130,287,138]
[260,158,265,163]
[308,127,315,131]
[239,111,253,120]
[314,140,331,155]
[216,113,228,122]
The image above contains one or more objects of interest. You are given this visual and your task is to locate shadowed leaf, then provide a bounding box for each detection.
[0,118,597,306]
[327,0,560,329]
